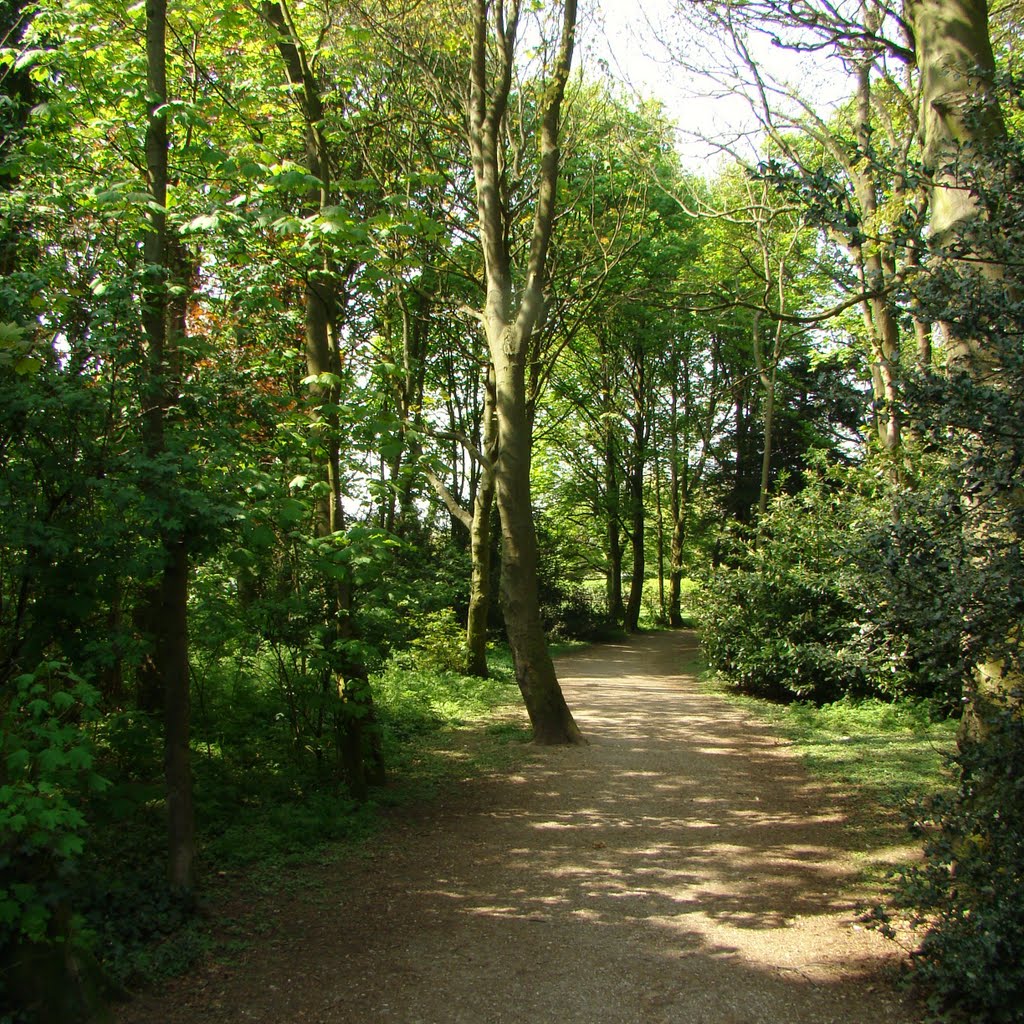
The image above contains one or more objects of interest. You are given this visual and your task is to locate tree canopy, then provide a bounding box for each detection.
[2,1,1022,1020]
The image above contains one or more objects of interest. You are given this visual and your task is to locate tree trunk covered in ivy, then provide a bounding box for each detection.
[907,0,1021,738]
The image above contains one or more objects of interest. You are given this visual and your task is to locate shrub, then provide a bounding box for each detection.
[698,474,870,702]
[540,581,613,642]
[698,458,973,707]
[405,607,468,674]
[0,663,109,1021]
[876,704,1024,1023]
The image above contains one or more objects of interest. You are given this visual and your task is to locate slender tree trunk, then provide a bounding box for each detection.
[653,436,665,623]
[850,59,904,456]
[466,0,583,743]
[623,463,645,632]
[263,0,384,788]
[752,312,779,521]
[466,369,497,677]
[668,475,687,626]
[667,341,686,627]
[141,0,194,894]
[603,377,625,624]
[757,368,775,521]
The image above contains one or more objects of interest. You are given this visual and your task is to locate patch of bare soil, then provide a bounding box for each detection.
[115,630,920,1024]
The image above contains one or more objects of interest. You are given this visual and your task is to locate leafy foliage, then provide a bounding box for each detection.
[699,469,871,703]
[0,664,109,1019]
[874,704,1024,1023]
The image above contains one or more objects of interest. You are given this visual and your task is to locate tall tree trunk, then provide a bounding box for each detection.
[466,368,497,677]
[667,339,686,627]
[466,0,582,744]
[907,0,1019,739]
[623,463,645,632]
[851,50,904,457]
[263,0,384,788]
[751,312,778,522]
[602,372,625,624]
[653,434,666,623]
[140,0,194,894]
[668,470,687,627]
[421,367,496,678]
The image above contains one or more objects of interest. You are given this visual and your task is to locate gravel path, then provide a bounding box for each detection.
[116,630,918,1024]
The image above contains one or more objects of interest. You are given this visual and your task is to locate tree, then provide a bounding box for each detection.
[464,0,583,743]
[260,0,388,793]
[138,0,195,896]
[905,0,1022,733]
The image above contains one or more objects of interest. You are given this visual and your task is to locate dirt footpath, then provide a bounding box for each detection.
[116,630,918,1024]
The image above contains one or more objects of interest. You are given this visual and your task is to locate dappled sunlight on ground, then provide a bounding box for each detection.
[115,630,917,1024]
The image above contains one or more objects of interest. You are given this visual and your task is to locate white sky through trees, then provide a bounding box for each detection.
[582,0,852,174]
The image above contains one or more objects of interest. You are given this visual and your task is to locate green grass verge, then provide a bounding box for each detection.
[706,674,957,820]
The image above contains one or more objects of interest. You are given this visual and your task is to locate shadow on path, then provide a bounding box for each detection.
[116,630,917,1024]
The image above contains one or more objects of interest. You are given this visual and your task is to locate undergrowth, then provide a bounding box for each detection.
[72,651,526,996]
[707,677,957,824]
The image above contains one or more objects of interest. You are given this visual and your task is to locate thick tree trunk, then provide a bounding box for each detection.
[907,0,1019,739]
[492,350,583,743]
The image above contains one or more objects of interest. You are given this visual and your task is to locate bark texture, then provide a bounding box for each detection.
[907,0,1020,737]
[466,0,583,744]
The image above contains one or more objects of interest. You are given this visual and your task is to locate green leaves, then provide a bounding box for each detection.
[0,321,41,375]
[1,664,106,946]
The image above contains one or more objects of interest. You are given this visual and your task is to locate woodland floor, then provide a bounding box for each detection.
[115,630,923,1024]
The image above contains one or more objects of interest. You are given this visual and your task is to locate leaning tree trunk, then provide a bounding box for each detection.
[466,0,583,743]
[491,343,582,743]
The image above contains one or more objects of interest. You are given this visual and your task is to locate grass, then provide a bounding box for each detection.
[706,675,958,853]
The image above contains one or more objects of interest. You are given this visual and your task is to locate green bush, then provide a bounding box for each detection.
[404,607,468,674]
[876,704,1024,1023]
[698,475,870,702]
[0,665,107,945]
[698,458,973,707]
[0,663,109,1020]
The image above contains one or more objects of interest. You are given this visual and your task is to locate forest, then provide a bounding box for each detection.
[1,0,1022,1021]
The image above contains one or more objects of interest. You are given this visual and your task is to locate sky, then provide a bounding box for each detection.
[579,0,854,175]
